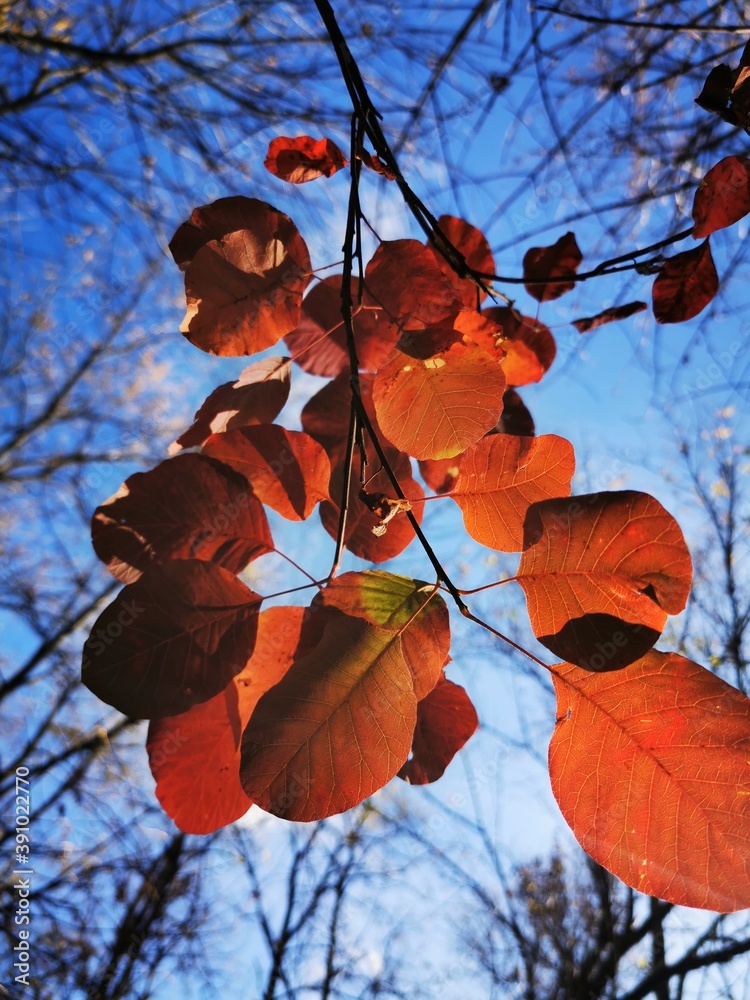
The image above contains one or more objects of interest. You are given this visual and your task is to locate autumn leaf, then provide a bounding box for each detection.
[284,275,399,376]
[373,327,506,460]
[481,307,556,385]
[91,453,273,584]
[356,148,396,180]
[497,388,535,437]
[203,425,331,521]
[82,560,262,718]
[301,371,384,466]
[432,215,495,307]
[320,446,423,563]
[398,673,478,784]
[451,434,575,552]
[170,196,311,356]
[517,491,692,669]
[652,240,718,324]
[239,575,449,820]
[523,232,582,302]
[169,357,290,453]
[364,240,464,328]
[147,606,307,834]
[313,571,450,699]
[550,651,750,912]
[572,301,647,334]
[264,135,348,183]
[692,155,750,238]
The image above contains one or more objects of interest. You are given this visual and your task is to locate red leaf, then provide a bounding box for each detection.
[364,240,464,328]
[170,197,311,356]
[692,155,750,238]
[91,453,272,584]
[373,327,506,460]
[550,651,750,912]
[301,371,383,467]
[451,434,575,552]
[572,301,648,334]
[203,426,330,521]
[418,456,464,495]
[320,446,423,563]
[652,240,719,324]
[82,560,262,718]
[169,357,290,453]
[357,148,396,180]
[482,307,556,385]
[523,232,582,302]
[313,571,450,699]
[240,575,450,820]
[432,215,495,307]
[147,607,306,834]
[264,135,348,184]
[284,276,399,377]
[517,492,692,669]
[399,673,478,784]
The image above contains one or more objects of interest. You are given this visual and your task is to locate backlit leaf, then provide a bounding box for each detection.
[240,577,449,820]
[91,453,273,584]
[497,388,535,437]
[320,446,423,563]
[482,307,556,385]
[313,570,450,699]
[203,425,330,521]
[357,148,396,180]
[451,434,575,552]
[652,240,718,324]
[147,607,306,834]
[523,232,582,302]
[364,240,464,328]
[82,560,262,718]
[399,673,478,784]
[572,301,647,334]
[301,371,383,466]
[517,491,692,669]
[264,135,347,184]
[170,196,311,356]
[373,327,506,460]
[550,651,750,912]
[284,276,398,376]
[169,357,290,453]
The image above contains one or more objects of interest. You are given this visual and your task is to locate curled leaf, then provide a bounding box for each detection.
[572,301,647,334]
[652,240,718,324]
[264,135,347,183]
[523,232,582,302]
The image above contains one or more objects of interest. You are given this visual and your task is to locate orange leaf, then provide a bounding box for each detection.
[170,196,311,356]
[523,232,582,302]
[692,155,750,238]
[264,135,348,184]
[550,651,750,912]
[572,301,647,334]
[203,426,330,521]
[301,371,384,466]
[517,492,692,669]
[82,560,262,718]
[652,240,718,324]
[399,673,478,784]
[373,327,506,460]
[482,307,556,385]
[240,575,449,820]
[147,607,306,834]
[451,434,575,551]
[418,455,464,495]
[91,453,272,584]
[320,446,423,563]
[284,276,399,376]
[169,357,290,453]
[364,240,464,328]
